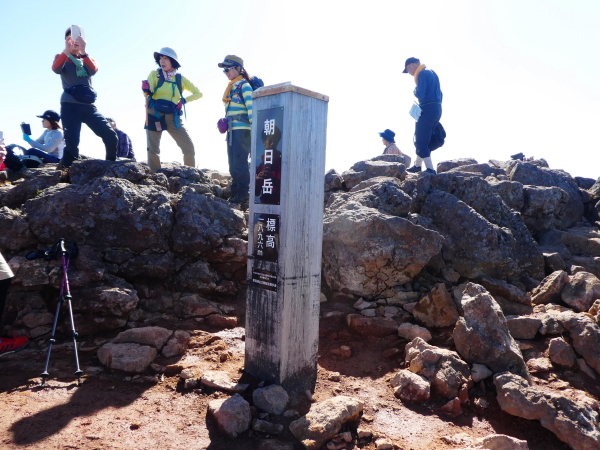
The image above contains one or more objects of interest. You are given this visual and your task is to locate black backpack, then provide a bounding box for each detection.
[429,122,446,151]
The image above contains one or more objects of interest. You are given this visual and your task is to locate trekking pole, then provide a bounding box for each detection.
[40,239,83,386]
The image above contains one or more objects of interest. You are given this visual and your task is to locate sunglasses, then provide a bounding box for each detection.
[223,66,239,73]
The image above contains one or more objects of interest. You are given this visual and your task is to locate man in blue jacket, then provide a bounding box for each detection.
[404,57,443,175]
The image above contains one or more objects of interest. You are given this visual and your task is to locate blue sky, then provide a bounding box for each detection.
[1,0,599,179]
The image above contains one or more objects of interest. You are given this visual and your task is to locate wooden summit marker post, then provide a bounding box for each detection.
[245,83,328,394]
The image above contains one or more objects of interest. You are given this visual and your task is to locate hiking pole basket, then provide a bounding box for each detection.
[28,239,83,386]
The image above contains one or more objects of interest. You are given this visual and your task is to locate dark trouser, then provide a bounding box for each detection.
[227,129,251,201]
[60,102,118,167]
[414,103,442,158]
[0,278,11,325]
[26,148,60,164]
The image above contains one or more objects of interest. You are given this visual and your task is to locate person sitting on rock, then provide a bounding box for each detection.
[379,128,411,168]
[22,110,65,164]
[0,251,29,356]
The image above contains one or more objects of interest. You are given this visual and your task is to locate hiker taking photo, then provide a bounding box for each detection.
[22,110,65,164]
[219,55,254,205]
[142,47,202,172]
[52,26,118,168]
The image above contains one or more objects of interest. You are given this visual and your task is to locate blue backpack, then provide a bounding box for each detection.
[235,76,264,104]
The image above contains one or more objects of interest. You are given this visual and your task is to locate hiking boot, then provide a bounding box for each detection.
[406,166,422,173]
[424,168,437,175]
[0,335,29,357]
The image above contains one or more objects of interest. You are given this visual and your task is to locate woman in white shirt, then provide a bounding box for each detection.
[23,110,65,164]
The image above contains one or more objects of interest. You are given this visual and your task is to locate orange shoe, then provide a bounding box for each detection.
[0,335,29,356]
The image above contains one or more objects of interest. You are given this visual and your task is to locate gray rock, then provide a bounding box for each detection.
[161,330,191,358]
[405,338,471,399]
[322,203,443,298]
[521,185,568,232]
[504,160,583,229]
[97,342,157,373]
[531,270,569,305]
[201,370,249,393]
[412,283,459,328]
[171,187,245,258]
[505,316,542,340]
[0,207,37,252]
[437,158,478,174]
[548,337,576,368]
[470,364,492,382]
[23,177,174,253]
[341,160,406,190]
[113,326,172,350]
[252,419,284,434]
[289,396,363,450]
[398,323,432,342]
[559,312,600,375]
[208,394,251,438]
[453,283,530,382]
[494,372,600,450]
[561,272,600,312]
[390,369,431,402]
[544,252,566,273]
[478,276,531,306]
[253,385,289,416]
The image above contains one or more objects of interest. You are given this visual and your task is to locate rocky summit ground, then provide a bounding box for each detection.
[0,299,572,450]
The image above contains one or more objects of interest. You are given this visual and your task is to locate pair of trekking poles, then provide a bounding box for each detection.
[27,238,83,386]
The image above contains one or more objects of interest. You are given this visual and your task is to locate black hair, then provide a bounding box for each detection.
[155,55,181,69]
[65,28,71,38]
[50,120,62,131]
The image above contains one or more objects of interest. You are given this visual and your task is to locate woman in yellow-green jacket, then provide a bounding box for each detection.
[142,47,202,172]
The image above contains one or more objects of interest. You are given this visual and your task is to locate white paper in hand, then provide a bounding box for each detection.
[71,25,85,40]
[409,103,422,121]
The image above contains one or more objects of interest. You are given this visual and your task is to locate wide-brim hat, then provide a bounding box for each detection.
[379,129,395,143]
[218,55,244,68]
[402,57,420,73]
[154,47,179,65]
[37,110,60,122]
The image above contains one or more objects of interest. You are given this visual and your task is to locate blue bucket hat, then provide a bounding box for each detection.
[379,129,395,143]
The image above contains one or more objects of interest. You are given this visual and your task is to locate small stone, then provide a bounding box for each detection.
[353,298,373,310]
[439,397,462,417]
[179,368,196,379]
[360,308,377,317]
[374,437,394,450]
[328,371,341,382]
[470,363,492,382]
[184,378,198,390]
[357,428,373,439]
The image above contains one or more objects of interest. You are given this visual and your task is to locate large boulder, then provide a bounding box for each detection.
[504,160,584,229]
[494,372,600,450]
[171,187,245,258]
[23,177,175,253]
[561,272,600,312]
[322,204,443,298]
[453,283,530,382]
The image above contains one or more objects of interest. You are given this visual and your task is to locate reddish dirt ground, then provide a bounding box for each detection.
[0,298,575,450]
